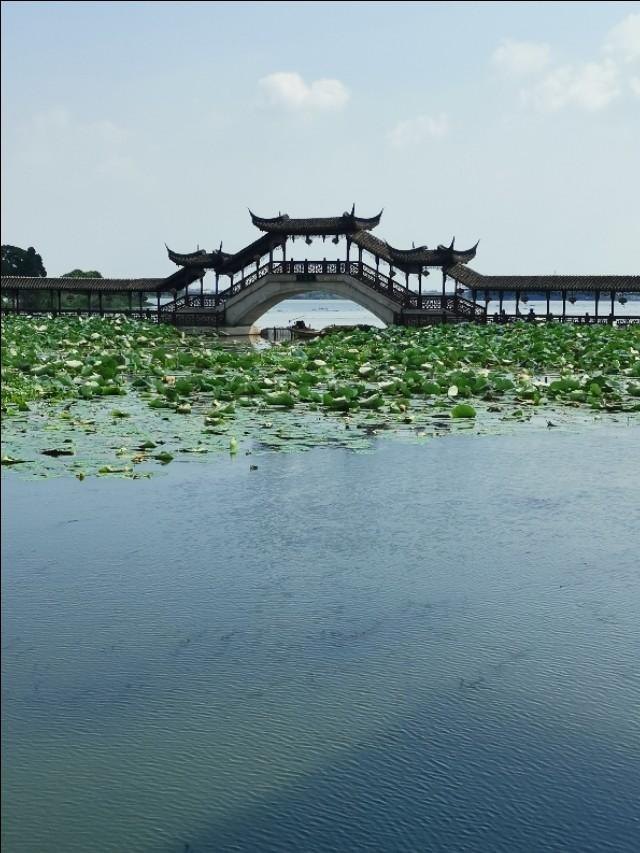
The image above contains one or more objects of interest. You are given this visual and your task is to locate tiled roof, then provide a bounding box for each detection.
[166,247,232,269]
[351,234,478,269]
[351,231,392,262]
[219,234,286,275]
[387,240,479,270]
[250,208,383,235]
[447,266,640,292]
[1,267,202,292]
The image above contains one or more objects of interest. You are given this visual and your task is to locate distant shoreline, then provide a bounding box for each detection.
[287,292,640,301]
[288,292,341,299]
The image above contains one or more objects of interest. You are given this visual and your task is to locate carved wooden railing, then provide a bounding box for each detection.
[160,293,223,312]
[486,314,640,326]
[402,292,486,319]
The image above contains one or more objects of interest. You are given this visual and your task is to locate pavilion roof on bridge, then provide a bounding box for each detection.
[166,206,480,275]
[167,233,287,275]
[249,205,383,236]
[350,232,479,271]
[219,234,286,275]
[166,246,232,271]
[387,238,479,270]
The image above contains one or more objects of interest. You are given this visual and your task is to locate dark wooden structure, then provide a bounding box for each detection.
[2,208,639,326]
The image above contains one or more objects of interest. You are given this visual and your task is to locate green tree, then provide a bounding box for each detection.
[62,269,103,278]
[1,245,49,310]
[58,271,136,311]
[1,245,47,277]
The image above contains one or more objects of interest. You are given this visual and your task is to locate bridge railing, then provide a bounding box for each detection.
[220,259,418,306]
[485,314,640,326]
[160,293,224,312]
[402,292,486,319]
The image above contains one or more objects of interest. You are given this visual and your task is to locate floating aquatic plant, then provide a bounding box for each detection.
[2,315,639,477]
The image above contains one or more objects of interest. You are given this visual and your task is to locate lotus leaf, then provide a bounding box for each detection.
[451,404,477,418]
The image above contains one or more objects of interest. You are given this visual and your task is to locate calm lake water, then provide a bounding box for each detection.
[2,427,640,853]
[258,298,639,330]
[259,298,385,329]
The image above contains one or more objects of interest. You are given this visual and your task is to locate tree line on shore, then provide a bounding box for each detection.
[0,244,137,311]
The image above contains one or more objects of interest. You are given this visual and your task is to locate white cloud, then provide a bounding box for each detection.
[631,76,640,98]
[388,114,449,149]
[259,72,349,112]
[527,59,621,112]
[491,39,551,75]
[604,13,640,64]
[494,15,640,113]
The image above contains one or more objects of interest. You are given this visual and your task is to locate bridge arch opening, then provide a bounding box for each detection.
[222,275,397,328]
[257,289,385,331]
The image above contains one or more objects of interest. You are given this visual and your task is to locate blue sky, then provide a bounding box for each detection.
[1,1,639,277]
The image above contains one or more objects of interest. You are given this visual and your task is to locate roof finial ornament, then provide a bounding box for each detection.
[449,237,456,250]
[219,241,223,253]
[351,203,355,216]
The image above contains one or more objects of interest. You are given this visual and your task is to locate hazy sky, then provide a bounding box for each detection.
[1,1,639,277]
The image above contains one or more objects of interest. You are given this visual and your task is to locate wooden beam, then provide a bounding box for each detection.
[440,267,447,323]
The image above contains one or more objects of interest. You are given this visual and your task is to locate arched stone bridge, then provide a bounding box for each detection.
[161,207,486,328]
[161,259,485,329]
